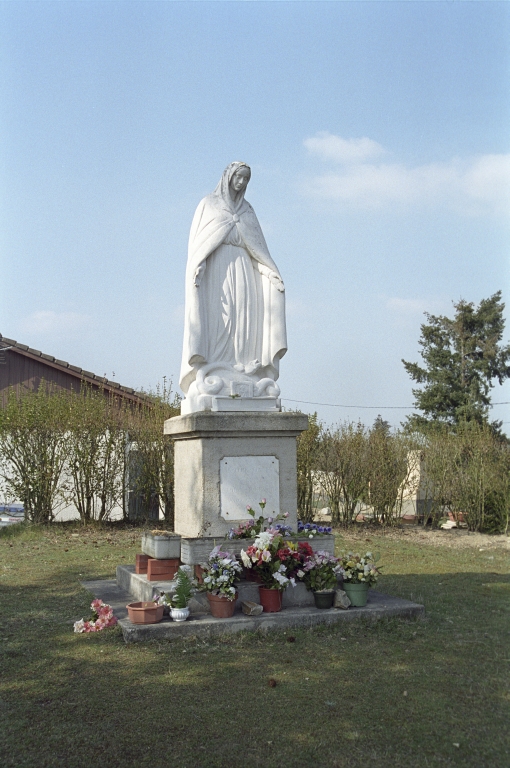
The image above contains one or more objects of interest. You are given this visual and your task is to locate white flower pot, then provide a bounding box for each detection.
[170,607,190,622]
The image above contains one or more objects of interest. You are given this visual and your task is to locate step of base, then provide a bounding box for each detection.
[83,577,425,644]
[117,564,321,610]
[119,590,424,642]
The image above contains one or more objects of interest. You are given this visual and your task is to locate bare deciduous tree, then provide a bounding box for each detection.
[125,381,180,527]
[316,422,369,525]
[65,387,128,522]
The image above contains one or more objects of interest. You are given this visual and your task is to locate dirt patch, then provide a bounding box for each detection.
[333,524,509,550]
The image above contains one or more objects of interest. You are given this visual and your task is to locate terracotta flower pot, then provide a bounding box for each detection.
[258,586,283,613]
[207,592,238,618]
[135,554,150,574]
[146,558,180,581]
[126,601,164,625]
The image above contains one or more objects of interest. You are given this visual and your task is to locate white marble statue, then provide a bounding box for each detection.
[180,161,287,414]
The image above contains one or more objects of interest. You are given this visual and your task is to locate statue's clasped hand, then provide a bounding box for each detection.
[194,263,206,287]
[269,271,285,292]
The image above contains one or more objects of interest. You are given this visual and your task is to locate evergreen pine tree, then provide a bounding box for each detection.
[402,292,510,432]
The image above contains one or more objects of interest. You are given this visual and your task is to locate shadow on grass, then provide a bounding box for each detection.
[1,564,509,768]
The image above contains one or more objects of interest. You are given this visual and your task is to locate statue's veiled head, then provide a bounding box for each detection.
[214,161,251,210]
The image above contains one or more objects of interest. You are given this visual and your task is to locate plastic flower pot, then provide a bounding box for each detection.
[126,602,164,625]
[170,607,190,622]
[207,592,238,618]
[258,586,283,613]
[342,582,369,607]
[313,590,335,609]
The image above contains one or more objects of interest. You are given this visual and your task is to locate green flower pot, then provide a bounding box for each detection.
[313,590,335,609]
[342,582,369,607]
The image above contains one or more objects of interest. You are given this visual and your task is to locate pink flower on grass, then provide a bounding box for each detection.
[74,600,117,634]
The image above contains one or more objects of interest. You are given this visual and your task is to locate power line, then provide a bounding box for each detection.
[282,398,510,410]
[283,399,409,409]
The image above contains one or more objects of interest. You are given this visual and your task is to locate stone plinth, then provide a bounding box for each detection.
[179,534,335,565]
[164,412,308,539]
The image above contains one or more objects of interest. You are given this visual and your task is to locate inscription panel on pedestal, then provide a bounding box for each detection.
[220,456,280,520]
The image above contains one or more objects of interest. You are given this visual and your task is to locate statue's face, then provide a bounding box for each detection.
[230,167,250,193]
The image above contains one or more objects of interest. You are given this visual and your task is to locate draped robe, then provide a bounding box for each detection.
[180,188,287,395]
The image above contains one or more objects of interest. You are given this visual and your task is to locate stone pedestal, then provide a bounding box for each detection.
[164,412,308,539]
[179,534,335,565]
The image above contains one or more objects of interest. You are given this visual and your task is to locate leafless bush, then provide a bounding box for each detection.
[296,413,323,522]
[422,423,509,533]
[0,384,68,522]
[316,421,370,525]
[65,386,128,522]
[125,381,180,527]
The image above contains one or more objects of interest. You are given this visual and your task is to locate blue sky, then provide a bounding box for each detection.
[1,1,509,429]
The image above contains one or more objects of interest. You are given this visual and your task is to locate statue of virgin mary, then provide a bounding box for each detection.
[179,161,287,414]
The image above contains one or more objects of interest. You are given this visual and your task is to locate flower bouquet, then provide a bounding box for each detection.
[297,551,342,608]
[228,499,291,539]
[73,599,118,633]
[241,530,298,612]
[338,551,380,586]
[337,551,381,607]
[198,546,242,618]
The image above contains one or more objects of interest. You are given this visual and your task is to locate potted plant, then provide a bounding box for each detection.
[337,551,381,607]
[198,545,243,618]
[241,530,297,612]
[169,568,194,622]
[297,551,342,609]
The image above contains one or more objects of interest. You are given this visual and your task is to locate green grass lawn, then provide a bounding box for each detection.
[0,523,508,768]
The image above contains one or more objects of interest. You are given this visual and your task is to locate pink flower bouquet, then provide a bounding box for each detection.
[73,599,118,633]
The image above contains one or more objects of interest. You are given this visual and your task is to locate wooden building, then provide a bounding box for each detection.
[0,333,161,521]
[0,333,146,408]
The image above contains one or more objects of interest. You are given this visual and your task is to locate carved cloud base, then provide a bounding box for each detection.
[180,361,281,415]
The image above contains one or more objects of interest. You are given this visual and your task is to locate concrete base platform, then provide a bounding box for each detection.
[82,578,425,644]
[116,564,319,610]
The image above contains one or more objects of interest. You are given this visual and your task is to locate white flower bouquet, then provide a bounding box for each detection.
[338,551,381,587]
[198,545,243,600]
[240,530,298,591]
